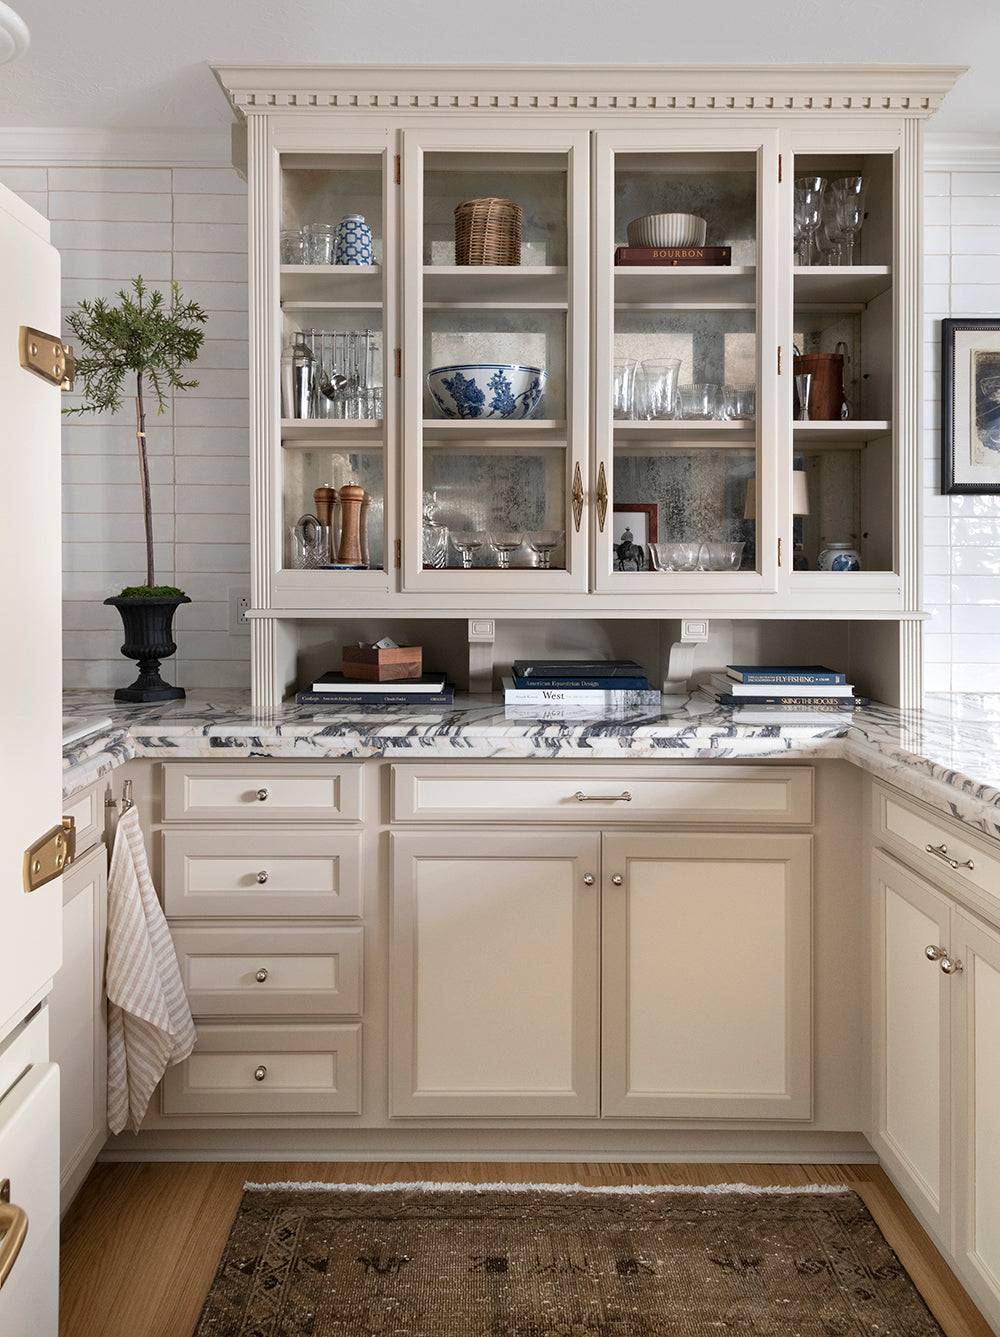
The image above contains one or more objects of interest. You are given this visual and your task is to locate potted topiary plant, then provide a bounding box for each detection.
[64,276,207,701]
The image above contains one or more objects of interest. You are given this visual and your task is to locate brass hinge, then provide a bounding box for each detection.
[778,537,783,568]
[778,154,782,184]
[777,345,782,376]
[395,348,401,378]
[394,154,401,185]
[19,327,74,390]
[395,539,401,568]
[23,817,75,894]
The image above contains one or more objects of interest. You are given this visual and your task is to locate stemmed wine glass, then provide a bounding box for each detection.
[525,530,564,569]
[793,176,826,265]
[829,176,868,266]
[488,531,523,569]
[450,530,485,569]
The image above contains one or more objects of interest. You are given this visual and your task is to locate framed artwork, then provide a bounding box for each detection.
[942,318,1000,493]
[612,503,657,571]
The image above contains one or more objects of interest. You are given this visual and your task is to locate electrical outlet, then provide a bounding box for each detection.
[229,587,251,636]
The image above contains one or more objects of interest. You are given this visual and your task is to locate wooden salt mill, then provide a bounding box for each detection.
[336,482,365,565]
[312,485,338,561]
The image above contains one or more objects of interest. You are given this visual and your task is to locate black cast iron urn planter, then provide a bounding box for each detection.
[104,593,191,702]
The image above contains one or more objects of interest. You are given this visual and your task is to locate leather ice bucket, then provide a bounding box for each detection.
[793,352,846,421]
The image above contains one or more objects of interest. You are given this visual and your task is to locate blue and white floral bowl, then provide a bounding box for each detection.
[426,363,547,420]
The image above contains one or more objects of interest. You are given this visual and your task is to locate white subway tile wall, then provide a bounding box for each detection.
[3,158,1000,695]
[924,167,1000,694]
[1,164,250,691]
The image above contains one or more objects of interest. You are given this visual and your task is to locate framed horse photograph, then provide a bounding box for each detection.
[612,503,657,571]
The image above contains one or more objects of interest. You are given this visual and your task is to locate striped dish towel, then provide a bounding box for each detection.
[106,804,196,1134]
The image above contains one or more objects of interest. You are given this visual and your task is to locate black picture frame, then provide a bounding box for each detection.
[941,317,1000,494]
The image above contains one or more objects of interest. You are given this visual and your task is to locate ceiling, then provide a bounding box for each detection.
[0,0,996,142]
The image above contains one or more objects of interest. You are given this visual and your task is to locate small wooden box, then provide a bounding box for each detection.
[341,645,423,682]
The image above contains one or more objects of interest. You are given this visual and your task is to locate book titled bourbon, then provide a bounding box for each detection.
[614,245,732,266]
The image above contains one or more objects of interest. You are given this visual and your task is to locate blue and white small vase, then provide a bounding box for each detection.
[817,541,861,572]
[333,214,373,266]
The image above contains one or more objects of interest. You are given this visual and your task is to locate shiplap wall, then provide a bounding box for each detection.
[1,155,998,694]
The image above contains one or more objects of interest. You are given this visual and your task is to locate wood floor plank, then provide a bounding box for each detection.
[59,1162,994,1337]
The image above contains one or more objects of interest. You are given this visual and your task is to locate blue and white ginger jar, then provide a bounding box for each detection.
[333,214,373,266]
[817,541,861,572]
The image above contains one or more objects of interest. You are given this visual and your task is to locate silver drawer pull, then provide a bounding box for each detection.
[254,1064,267,1081]
[573,790,632,803]
[940,956,964,975]
[925,842,974,871]
[255,968,269,983]
[256,870,269,884]
[256,788,269,802]
[925,944,948,961]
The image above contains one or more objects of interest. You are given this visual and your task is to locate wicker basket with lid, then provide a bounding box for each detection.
[454,197,522,265]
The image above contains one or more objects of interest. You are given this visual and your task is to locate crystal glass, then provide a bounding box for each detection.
[829,176,869,265]
[722,382,756,421]
[639,358,682,420]
[793,176,826,265]
[700,540,745,571]
[612,359,638,420]
[422,525,450,568]
[525,529,564,569]
[289,520,332,568]
[488,531,523,569]
[280,228,304,264]
[303,222,335,265]
[450,530,485,568]
[678,383,723,420]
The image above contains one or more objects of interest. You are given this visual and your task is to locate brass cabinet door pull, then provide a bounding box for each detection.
[596,462,609,532]
[0,1180,28,1289]
[571,462,584,533]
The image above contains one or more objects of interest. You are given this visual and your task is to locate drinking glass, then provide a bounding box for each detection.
[280,228,304,264]
[450,530,485,568]
[701,540,745,571]
[678,383,722,420]
[829,176,869,265]
[289,519,331,568]
[612,360,638,420]
[666,541,701,572]
[303,222,335,265]
[422,525,450,568]
[723,383,756,421]
[793,177,826,265]
[488,531,523,569]
[525,529,564,569]
[639,358,681,420]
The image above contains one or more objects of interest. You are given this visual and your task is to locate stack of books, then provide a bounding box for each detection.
[295,670,454,708]
[503,660,661,716]
[699,664,864,723]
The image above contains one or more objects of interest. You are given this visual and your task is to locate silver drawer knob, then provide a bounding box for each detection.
[256,870,269,884]
[582,874,595,886]
[255,968,269,983]
[940,956,964,975]
[925,944,948,961]
[611,874,623,886]
[256,788,269,801]
[254,1064,267,1081]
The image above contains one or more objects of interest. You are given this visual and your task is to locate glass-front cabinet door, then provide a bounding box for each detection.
[593,129,780,599]
[785,130,902,608]
[400,128,590,595]
[271,126,394,609]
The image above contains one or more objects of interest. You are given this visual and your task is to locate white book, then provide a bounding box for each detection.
[502,676,661,707]
[708,673,855,699]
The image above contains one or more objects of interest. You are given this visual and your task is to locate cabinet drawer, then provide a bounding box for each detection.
[170,926,362,1017]
[162,829,362,918]
[160,1023,361,1115]
[162,761,362,822]
[64,780,104,857]
[392,763,813,825]
[874,784,1000,918]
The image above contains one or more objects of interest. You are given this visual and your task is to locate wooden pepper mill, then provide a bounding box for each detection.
[312,485,338,561]
[336,482,365,565]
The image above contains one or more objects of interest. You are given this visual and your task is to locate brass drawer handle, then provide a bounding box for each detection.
[0,1180,28,1289]
[573,790,632,803]
[255,968,269,983]
[254,1065,267,1082]
[925,842,974,871]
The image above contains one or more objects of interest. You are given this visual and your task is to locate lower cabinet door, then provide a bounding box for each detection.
[389,830,601,1117]
[953,906,1000,1327]
[601,831,813,1119]
[869,850,952,1243]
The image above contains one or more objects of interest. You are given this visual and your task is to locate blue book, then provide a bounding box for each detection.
[726,664,847,685]
[295,685,454,707]
[513,659,648,679]
[512,672,650,691]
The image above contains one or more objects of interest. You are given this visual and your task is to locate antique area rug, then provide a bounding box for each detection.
[191,1181,945,1336]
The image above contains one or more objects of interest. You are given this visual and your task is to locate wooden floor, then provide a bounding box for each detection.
[59,1161,995,1337]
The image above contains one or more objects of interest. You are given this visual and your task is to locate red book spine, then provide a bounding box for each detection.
[614,245,732,266]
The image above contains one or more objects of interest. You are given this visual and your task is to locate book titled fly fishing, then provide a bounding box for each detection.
[726,664,847,685]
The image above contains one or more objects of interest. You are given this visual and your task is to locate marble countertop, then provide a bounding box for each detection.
[61,687,1000,842]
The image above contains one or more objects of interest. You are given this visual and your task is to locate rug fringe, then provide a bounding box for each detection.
[242,1179,852,1195]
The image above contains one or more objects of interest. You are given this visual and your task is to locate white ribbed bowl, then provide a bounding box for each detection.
[626,213,708,248]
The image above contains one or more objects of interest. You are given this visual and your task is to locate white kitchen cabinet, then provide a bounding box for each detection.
[209,64,960,712]
[48,841,108,1214]
[869,779,1000,1332]
[389,772,813,1121]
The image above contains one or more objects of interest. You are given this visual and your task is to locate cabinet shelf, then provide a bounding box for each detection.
[281,265,382,304]
[793,421,890,447]
[615,266,756,308]
[793,266,892,308]
[423,265,568,305]
[614,420,755,447]
[422,418,566,444]
[281,419,384,445]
